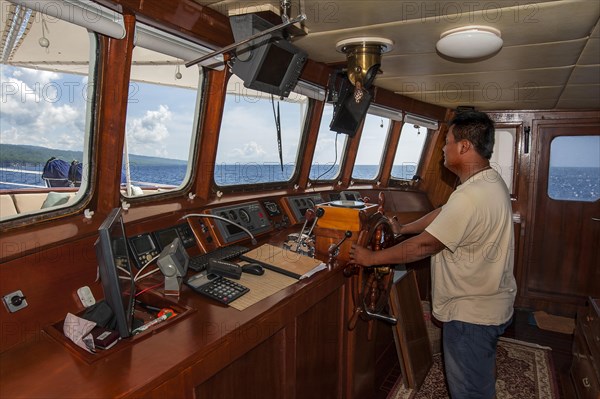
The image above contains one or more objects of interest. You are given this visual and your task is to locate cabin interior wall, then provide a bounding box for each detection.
[418,122,458,208]
[490,110,600,317]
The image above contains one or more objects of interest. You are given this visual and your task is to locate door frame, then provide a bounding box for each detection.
[520,117,600,314]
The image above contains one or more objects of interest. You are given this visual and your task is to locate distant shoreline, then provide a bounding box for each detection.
[0,143,187,167]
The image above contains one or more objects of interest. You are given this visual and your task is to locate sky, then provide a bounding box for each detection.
[550,136,600,168]
[1,66,88,150]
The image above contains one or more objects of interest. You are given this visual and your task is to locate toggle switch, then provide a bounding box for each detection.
[2,290,28,313]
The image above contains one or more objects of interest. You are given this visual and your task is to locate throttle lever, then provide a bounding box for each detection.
[328,230,352,257]
[305,207,325,237]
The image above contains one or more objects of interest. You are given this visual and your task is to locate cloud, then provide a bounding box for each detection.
[229,141,267,159]
[126,105,172,156]
[0,67,86,151]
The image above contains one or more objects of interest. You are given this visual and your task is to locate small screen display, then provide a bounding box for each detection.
[255,44,294,86]
[226,224,244,235]
[131,235,155,254]
[155,229,179,249]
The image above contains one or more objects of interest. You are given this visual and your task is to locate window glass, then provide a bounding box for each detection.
[391,123,428,180]
[309,102,348,181]
[215,76,308,186]
[121,47,202,197]
[351,114,390,180]
[548,136,600,202]
[0,13,94,221]
[490,129,516,193]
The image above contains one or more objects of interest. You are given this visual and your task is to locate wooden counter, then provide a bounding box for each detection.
[0,259,395,398]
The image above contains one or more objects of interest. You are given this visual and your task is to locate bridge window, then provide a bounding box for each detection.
[309,102,349,181]
[215,76,308,186]
[0,6,99,222]
[351,114,391,180]
[548,135,600,202]
[121,43,202,197]
[391,123,429,180]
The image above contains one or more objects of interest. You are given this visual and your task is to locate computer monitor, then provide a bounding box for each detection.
[94,208,135,338]
[231,33,307,98]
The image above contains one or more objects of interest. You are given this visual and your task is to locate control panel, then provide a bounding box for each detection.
[262,199,290,230]
[207,201,272,244]
[128,223,196,269]
[262,200,282,217]
[284,194,325,223]
[153,223,196,250]
[128,233,159,269]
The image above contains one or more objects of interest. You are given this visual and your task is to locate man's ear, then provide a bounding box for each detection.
[459,139,471,155]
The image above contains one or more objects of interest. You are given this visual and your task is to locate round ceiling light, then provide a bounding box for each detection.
[436,26,503,59]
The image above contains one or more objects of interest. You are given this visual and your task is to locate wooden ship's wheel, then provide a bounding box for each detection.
[344,193,398,336]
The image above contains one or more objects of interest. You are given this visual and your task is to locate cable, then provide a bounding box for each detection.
[133,254,160,282]
[135,282,163,297]
[314,132,341,181]
[134,267,161,282]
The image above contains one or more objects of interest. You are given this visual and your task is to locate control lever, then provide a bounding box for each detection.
[328,230,352,268]
[295,208,314,247]
[305,207,325,237]
[328,230,352,257]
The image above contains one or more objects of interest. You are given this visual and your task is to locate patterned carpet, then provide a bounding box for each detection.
[388,338,559,399]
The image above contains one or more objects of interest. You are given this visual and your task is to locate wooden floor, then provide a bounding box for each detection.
[378,308,576,398]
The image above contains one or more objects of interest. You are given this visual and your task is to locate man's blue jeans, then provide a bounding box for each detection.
[443,319,512,399]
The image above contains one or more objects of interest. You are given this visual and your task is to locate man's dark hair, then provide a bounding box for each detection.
[450,111,495,159]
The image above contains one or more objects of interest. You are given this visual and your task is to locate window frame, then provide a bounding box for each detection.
[350,113,394,183]
[120,62,206,200]
[389,124,433,183]
[213,76,314,192]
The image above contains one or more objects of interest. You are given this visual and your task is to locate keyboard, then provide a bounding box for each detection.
[185,272,249,304]
[188,244,250,272]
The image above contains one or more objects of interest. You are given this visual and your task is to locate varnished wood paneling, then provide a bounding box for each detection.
[524,120,600,315]
[296,288,344,398]
[418,120,458,208]
[195,329,287,399]
[93,15,136,214]
[0,235,100,352]
[98,0,233,48]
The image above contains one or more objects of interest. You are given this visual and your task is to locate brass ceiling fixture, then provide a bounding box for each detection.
[336,37,393,100]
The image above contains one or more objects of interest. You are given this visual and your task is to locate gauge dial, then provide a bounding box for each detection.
[239,209,251,224]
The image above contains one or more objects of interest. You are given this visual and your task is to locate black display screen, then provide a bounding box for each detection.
[130,235,155,254]
[155,229,179,250]
[95,208,135,338]
[255,44,294,86]
[226,224,244,235]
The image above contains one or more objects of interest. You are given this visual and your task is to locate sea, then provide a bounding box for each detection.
[1,163,598,202]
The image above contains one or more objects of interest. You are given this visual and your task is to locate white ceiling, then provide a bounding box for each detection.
[2,0,598,111]
[198,0,600,111]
